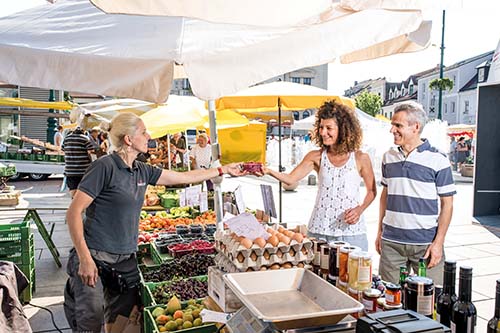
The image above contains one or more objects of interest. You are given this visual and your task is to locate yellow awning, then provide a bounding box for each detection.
[0,97,73,110]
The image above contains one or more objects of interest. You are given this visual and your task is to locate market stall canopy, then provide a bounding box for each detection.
[0,0,431,103]
[447,123,476,137]
[139,95,249,139]
[90,0,332,27]
[215,82,355,113]
[291,108,388,130]
[0,97,73,110]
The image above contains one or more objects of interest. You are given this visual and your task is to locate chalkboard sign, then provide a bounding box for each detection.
[260,184,277,218]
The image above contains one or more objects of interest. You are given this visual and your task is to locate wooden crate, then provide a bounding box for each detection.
[207,266,243,313]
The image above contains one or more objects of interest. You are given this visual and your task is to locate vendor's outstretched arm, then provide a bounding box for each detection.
[263,150,319,185]
[157,163,246,186]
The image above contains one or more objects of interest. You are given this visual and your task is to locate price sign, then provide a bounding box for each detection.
[185,185,202,206]
[224,212,269,240]
[260,184,277,218]
[199,191,208,212]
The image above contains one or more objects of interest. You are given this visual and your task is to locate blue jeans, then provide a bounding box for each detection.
[307,232,368,251]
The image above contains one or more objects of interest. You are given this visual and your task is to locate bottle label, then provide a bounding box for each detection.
[358,266,371,283]
[386,293,394,304]
[417,294,433,316]
[362,298,375,312]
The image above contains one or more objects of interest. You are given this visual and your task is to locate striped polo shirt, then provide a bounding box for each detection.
[62,132,94,176]
[381,139,456,245]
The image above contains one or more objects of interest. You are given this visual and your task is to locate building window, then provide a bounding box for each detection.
[182,79,191,90]
[389,91,393,99]
[451,101,455,113]
[409,84,414,95]
[444,103,448,114]
[293,111,300,120]
[478,68,485,83]
[303,78,312,85]
[303,110,310,118]
[430,95,436,107]
[291,77,301,84]
[464,101,469,114]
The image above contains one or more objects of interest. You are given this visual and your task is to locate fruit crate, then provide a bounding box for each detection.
[143,276,208,307]
[19,266,36,303]
[137,243,163,266]
[143,300,217,333]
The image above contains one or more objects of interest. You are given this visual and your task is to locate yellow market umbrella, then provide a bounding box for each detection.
[215,81,355,222]
[0,97,73,110]
[141,95,249,139]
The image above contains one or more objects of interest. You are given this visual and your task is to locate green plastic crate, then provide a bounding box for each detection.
[0,220,31,243]
[0,235,35,265]
[19,267,35,304]
[143,300,217,333]
[144,276,208,306]
[32,154,45,161]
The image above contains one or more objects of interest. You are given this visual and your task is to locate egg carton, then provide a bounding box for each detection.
[220,249,314,272]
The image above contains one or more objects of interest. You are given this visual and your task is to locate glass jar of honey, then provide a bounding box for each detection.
[339,245,360,283]
[348,251,372,290]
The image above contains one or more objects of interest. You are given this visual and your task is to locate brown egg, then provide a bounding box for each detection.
[260,266,268,271]
[277,233,286,241]
[267,235,279,247]
[250,252,258,261]
[246,267,254,272]
[282,262,293,269]
[270,263,281,270]
[278,226,286,233]
[267,228,277,235]
[280,235,291,245]
[297,262,305,268]
[293,233,304,243]
[285,230,295,238]
[263,251,271,259]
[237,236,245,242]
[240,238,253,249]
[237,252,245,263]
[253,237,266,248]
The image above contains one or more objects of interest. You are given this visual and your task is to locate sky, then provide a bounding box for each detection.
[2,1,500,95]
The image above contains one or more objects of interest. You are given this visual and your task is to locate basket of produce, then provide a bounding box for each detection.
[168,243,194,258]
[144,297,217,333]
[145,276,208,306]
[140,253,215,283]
[160,192,179,209]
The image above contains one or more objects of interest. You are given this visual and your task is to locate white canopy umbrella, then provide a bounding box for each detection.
[0,0,431,103]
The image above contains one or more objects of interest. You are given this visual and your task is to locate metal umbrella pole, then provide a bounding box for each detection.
[207,100,224,228]
[278,97,283,223]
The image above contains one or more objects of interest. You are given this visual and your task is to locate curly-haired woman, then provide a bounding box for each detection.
[261,100,376,250]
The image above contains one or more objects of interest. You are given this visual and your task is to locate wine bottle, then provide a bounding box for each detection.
[451,266,476,333]
[418,257,427,277]
[487,279,500,333]
[437,260,458,327]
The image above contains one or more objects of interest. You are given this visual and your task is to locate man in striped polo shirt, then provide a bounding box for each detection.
[376,102,456,285]
[62,128,94,197]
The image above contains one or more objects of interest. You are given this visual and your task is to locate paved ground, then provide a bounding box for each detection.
[4,172,499,332]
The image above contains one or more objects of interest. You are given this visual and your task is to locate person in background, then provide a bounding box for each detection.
[99,132,110,155]
[63,113,247,333]
[88,128,101,150]
[257,100,376,250]
[61,128,94,198]
[449,136,457,171]
[456,136,468,169]
[190,133,213,190]
[170,132,187,168]
[54,125,64,148]
[376,102,455,285]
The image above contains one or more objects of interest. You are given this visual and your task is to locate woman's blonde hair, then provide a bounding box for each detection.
[101,113,142,152]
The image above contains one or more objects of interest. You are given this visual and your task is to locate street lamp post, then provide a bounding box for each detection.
[46,89,57,143]
[437,10,446,121]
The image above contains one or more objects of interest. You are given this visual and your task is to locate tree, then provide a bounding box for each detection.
[355,91,382,116]
[429,77,454,92]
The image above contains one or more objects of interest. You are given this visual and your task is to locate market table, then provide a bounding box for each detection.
[0,193,71,267]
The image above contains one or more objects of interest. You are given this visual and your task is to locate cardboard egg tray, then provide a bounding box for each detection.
[214,231,314,271]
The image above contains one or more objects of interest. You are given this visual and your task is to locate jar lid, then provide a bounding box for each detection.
[383,302,403,310]
[348,287,361,294]
[386,283,401,291]
[406,276,434,289]
[363,288,382,298]
[357,251,372,259]
[349,251,361,259]
[329,241,349,248]
[340,245,360,253]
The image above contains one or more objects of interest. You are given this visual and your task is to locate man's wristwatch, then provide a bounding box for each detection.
[217,166,224,177]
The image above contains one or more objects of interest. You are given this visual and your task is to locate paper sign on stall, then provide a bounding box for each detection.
[179,190,186,207]
[234,186,245,214]
[224,212,269,240]
[199,191,208,212]
[185,185,202,206]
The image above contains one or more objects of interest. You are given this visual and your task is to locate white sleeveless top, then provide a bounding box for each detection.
[308,150,366,236]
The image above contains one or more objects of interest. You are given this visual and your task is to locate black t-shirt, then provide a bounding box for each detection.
[78,153,162,254]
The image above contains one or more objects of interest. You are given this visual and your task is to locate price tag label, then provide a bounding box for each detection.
[185,185,202,207]
[224,212,268,240]
[199,191,208,212]
[179,190,186,207]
